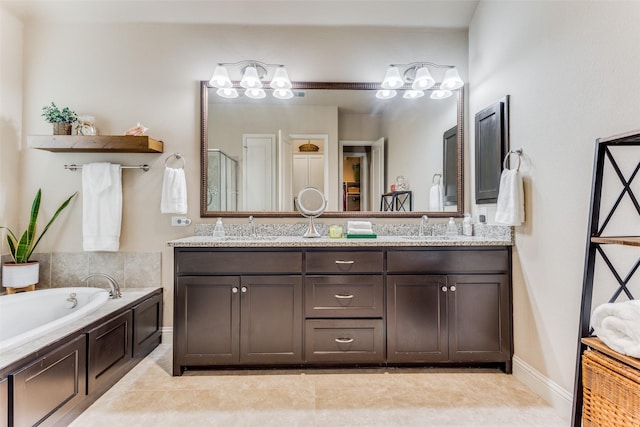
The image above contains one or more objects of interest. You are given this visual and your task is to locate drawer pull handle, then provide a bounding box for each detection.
[335,337,354,344]
[334,294,354,299]
[335,260,355,265]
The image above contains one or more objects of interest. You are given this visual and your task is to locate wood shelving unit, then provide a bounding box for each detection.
[590,236,640,246]
[28,135,163,153]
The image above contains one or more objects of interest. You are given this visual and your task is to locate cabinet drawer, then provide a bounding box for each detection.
[306,250,383,273]
[305,319,384,363]
[176,250,302,274]
[305,275,383,318]
[387,249,509,274]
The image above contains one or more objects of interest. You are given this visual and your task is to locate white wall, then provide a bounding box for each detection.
[0,8,23,254]
[469,0,640,419]
[4,21,467,326]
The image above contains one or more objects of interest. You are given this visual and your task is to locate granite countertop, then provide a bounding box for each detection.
[0,287,161,372]
[168,234,512,248]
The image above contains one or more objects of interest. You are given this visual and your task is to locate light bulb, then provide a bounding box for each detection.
[245,88,266,99]
[270,67,292,89]
[209,65,232,89]
[376,89,397,99]
[380,66,404,90]
[403,90,425,99]
[441,68,464,90]
[430,89,452,100]
[216,87,239,98]
[240,66,263,89]
[273,88,294,99]
[412,66,435,90]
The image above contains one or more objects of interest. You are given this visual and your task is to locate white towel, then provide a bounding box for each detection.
[495,169,525,226]
[592,300,640,358]
[82,162,122,251]
[347,220,373,234]
[161,167,187,214]
[429,183,443,211]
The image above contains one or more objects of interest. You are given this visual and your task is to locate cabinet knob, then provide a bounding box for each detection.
[442,286,448,292]
[232,287,238,293]
[450,286,456,292]
[241,286,248,293]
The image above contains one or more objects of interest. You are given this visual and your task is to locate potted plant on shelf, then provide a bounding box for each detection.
[42,102,78,135]
[1,189,76,289]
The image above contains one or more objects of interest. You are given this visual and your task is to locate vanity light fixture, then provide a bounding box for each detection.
[377,62,463,99]
[209,60,293,100]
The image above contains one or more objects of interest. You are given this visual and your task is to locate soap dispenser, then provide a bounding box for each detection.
[446,217,458,237]
[462,213,473,237]
[213,218,226,238]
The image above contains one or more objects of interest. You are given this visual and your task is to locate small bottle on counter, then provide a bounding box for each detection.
[213,218,225,238]
[446,217,458,237]
[462,213,473,236]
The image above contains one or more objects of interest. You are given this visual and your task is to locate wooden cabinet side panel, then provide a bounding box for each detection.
[0,378,6,427]
[133,293,163,358]
[87,310,133,395]
[240,276,303,364]
[386,275,448,363]
[11,335,86,427]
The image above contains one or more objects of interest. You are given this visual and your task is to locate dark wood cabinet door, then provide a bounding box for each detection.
[11,335,86,427]
[475,101,506,204]
[240,275,303,364]
[87,310,133,395]
[386,275,448,363]
[174,276,240,371]
[447,274,511,362]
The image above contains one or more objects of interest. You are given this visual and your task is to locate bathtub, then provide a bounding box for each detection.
[0,287,110,352]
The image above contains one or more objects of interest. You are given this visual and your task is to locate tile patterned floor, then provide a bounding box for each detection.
[70,344,567,426]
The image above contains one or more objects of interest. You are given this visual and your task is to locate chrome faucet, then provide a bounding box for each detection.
[82,273,122,299]
[418,215,429,237]
[249,215,257,237]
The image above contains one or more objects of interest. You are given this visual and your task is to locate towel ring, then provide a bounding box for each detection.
[164,153,185,169]
[503,149,522,171]
[432,173,442,184]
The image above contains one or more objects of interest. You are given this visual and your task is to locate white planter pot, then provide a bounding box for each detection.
[2,261,40,288]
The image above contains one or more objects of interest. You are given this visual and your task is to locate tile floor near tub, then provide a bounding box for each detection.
[71,344,567,427]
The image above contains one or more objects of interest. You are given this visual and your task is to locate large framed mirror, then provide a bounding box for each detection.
[200,81,464,218]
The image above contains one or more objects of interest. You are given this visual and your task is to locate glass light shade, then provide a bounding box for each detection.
[430,89,453,100]
[412,66,435,90]
[380,66,404,89]
[209,66,233,88]
[245,88,266,99]
[216,87,239,99]
[403,90,425,99]
[270,67,292,89]
[273,88,294,99]
[375,89,397,99]
[240,66,263,89]
[441,68,464,90]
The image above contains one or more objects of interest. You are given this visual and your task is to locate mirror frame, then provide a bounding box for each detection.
[200,80,464,218]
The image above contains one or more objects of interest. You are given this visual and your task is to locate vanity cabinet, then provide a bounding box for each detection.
[387,248,512,371]
[11,335,86,427]
[132,292,163,358]
[304,250,385,363]
[173,249,303,374]
[173,245,511,373]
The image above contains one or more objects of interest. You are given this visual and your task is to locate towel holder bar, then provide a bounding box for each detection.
[503,148,523,170]
[64,164,150,172]
[164,152,185,169]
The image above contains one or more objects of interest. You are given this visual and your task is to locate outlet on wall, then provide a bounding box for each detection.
[171,216,191,226]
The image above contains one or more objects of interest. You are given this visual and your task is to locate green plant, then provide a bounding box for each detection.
[1,189,77,263]
[41,102,78,124]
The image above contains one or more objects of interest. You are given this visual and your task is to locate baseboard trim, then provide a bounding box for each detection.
[161,327,173,344]
[512,355,572,422]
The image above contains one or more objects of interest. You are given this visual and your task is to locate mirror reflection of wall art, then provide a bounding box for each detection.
[296,187,327,238]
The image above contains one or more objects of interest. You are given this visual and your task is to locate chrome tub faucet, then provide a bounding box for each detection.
[82,273,122,299]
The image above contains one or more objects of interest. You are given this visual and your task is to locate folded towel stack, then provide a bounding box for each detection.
[592,299,640,358]
[347,220,373,235]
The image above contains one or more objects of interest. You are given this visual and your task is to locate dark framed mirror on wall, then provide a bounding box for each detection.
[475,95,510,204]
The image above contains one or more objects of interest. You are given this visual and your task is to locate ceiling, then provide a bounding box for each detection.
[1,0,479,28]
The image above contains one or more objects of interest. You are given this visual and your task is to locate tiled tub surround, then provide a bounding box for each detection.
[0,252,161,293]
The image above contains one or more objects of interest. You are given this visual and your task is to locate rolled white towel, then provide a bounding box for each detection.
[592,299,640,357]
[347,220,372,230]
[347,228,374,235]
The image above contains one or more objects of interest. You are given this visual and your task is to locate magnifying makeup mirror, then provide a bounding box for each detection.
[296,187,327,238]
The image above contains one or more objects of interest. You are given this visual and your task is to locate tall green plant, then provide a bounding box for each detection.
[1,189,77,263]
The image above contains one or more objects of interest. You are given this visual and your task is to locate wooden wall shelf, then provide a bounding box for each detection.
[28,135,164,153]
